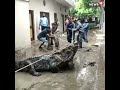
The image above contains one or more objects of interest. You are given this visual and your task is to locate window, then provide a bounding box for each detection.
[43,0,46,6]
[65,9,66,12]
[54,13,57,22]
[60,7,61,11]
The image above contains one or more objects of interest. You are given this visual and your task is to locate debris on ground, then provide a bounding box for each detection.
[83,62,96,68]
[91,45,99,47]
[25,82,40,90]
[84,48,93,52]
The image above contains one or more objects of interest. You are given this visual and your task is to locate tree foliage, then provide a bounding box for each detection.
[70,0,100,18]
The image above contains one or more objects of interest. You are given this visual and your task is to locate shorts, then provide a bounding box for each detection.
[41,26,47,31]
[39,37,48,45]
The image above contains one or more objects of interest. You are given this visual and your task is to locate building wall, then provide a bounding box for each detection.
[15,0,70,50]
[29,0,69,40]
[15,0,31,50]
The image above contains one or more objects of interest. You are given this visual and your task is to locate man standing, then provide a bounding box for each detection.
[49,19,60,50]
[66,19,75,43]
[52,18,59,34]
[39,13,48,31]
[73,19,82,42]
[65,16,70,27]
[80,19,89,43]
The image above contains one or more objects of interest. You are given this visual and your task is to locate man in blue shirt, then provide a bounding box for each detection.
[73,19,82,42]
[39,13,48,31]
[77,19,89,43]
[66,19,75,43]
[81,19,89,43]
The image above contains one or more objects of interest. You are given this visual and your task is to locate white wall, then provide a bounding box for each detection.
[15,0,31,50]
[29,0,69,40]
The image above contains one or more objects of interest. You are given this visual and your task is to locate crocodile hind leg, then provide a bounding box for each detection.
[68,61,74,69]
[27,61,41,76]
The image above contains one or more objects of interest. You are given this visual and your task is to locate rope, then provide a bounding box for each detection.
[15,32,73,73]
[15,33,62,73]
[15,54,52,73]
[15,46,75,73]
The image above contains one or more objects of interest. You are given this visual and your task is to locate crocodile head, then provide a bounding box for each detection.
[52,44,78,64]
[61,44,78,59]
[15,60,28,71]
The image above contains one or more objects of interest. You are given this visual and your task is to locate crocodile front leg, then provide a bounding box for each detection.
[27,61,41,76]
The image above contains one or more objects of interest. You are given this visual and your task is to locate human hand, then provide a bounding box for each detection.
[72,29,76,31]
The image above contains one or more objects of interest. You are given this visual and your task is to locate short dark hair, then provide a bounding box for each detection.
[81,19,85,23]
[43,13,45,17]
[46,28,51,33]
[74,20,77,23]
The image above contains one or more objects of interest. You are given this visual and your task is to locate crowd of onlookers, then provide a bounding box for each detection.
[65,15,99,27]
[37,14,98,51]
[64,15,89,47]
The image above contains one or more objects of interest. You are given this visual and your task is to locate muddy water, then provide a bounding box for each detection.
[15,30,105,90]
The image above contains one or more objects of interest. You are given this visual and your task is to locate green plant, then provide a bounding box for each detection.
[70,0,100,18]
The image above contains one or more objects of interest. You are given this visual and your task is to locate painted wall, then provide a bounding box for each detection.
[15,0,70,50]
[15,0,31,50]
[29,0,69,40]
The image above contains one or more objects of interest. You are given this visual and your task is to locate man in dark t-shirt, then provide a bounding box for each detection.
[66,19,75,43]
[37,28,51,50]
[37,27,58,50]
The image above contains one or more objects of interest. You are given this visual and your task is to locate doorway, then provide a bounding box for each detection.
[65,15,67,20]
[61,14,64,32]
[29,10,35,41]
[40,12,50,26]
[54,13,57,22]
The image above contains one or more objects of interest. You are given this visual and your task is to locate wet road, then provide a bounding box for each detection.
[15,30,105,90]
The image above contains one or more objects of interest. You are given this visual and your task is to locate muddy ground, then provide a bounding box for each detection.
[15,30,105,90]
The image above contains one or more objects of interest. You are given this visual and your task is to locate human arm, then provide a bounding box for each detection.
[73,23,76,29]
[81,23,89,30]
[46,18,48,26]
[39,18,42,30]
[75,23,82,31]
[54,29,59,35]
[46,32,55,38]
[39,18,42,26]
[66,23,74,30]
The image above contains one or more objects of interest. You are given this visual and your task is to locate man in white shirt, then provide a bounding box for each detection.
[39,13,48,31]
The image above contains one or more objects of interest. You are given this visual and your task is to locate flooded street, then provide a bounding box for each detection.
[15,30,105,90]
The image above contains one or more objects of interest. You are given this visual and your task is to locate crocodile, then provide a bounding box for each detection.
[15,44,78,76]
